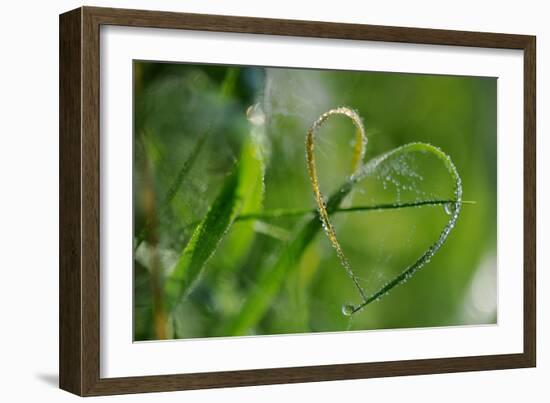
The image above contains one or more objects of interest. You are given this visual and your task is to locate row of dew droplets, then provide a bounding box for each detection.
[305,107,369,305]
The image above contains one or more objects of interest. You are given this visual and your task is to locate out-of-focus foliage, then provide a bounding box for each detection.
[133,61,497,341]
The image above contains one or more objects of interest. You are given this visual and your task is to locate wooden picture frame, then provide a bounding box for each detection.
[59,6,536,396]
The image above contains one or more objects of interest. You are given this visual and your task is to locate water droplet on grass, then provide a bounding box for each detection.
[342,304,355,316]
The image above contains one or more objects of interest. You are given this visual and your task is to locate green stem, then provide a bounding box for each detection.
[236,199,474,221]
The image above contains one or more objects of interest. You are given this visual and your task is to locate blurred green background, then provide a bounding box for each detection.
[133,61,497,341]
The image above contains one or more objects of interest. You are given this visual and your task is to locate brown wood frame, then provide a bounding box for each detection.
[59,6,536,396]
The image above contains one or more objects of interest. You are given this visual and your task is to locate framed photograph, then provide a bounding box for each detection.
[59,6,536,396]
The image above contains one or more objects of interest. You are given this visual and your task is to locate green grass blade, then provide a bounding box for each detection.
[164,138,264,309]
[135,68,241,251]
[236,199,473,221]
[162,134,208,209]
[208,145,265,273]
[134,134,207,250]
[221,177,353,336]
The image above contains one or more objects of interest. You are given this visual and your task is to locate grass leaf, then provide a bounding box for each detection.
[164,138,264,309]
[209,146,265,273]
[236,199,473,221]
[134,133,207,250]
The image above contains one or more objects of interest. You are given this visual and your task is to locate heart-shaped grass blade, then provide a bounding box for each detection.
[305,107,463,315]
[222,178,354,336]
[223,141,461,335]
[164,138,264,310]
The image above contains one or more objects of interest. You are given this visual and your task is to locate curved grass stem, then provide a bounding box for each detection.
[306,107,368,301]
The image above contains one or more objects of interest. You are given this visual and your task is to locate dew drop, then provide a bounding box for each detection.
[342,304,355,316]
[444,202,455,215]
[246,103,265,126]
